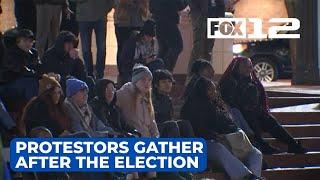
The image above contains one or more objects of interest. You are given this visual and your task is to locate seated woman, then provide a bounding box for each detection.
[64,78,117,137]
[22,74,70,137]
[90,79,140,137]
[181,77,262,180]
[117,64,159,179]
[152,69,194,138]
[184,59,215,100]
[219,56,306,154]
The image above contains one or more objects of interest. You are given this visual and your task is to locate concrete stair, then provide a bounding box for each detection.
[170,84,320,179]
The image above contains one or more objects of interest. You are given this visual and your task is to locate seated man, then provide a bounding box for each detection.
[119,20,162,85]
[64,78,117,137]
[0,28,39,103]
[41,31,95,99]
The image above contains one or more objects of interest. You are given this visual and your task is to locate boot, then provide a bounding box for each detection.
[288,141,307,154]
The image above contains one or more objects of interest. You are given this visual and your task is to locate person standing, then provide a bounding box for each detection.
[75,0,114,79]
[150,0,189,72]
[187,0,225,76]
[14,0,37,33]
[114,0,149,83]
[33,0,71,58]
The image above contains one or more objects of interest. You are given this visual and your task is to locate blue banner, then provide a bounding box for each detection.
[10,138,207,172]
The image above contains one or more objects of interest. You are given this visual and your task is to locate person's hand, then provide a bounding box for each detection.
[48,72,61,82]
[145,55,156,64]
[64,7,73,20]
[59,130,71,137]
[69,48,79,59]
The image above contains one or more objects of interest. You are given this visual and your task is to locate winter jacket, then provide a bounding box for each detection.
[64,97,115,137]
[73,0,114,22]
[23,97,70,137]
[150,0,189,24]
[181,77,238,139]
[116,82,159,137]
[0,45,39,83]
[41,32,87,90]
[152,91,173,124]
[89,80,136,133]
[114,0,148,27]
[219,75,263,113]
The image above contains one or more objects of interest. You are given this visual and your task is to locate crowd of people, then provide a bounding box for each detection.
[0,0,307,180]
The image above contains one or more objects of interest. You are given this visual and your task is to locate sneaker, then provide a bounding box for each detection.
[260,143,282,155]
[288,141,308,154]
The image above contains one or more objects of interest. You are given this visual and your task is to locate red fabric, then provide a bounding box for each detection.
[219,56,270,113]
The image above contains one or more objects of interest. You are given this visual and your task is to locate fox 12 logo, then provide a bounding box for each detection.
[207,18,301,39]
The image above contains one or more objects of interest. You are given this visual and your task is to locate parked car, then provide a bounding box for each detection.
[233,39,292,82]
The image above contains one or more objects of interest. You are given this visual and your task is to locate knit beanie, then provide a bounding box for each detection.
[66,78,89,97]
[38,74,61,95]
[132,64,153,84]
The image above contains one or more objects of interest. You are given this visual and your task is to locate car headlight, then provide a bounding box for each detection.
[233,44,248,54]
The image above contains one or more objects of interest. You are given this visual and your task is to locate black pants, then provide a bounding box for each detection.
[242,111,297,146]
[115,25,141,76]
[156,21,183,72]
[60,1,79,37]
[157,120,195,138]
[14,0,37,33]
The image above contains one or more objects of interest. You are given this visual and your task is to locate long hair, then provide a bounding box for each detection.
[23,87,70,131]
[189,77,228,112]
[219,56,269,113]
[131,84,155,120]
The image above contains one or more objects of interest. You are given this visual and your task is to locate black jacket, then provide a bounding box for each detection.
[181,77,238,139]
[0,45,39,83]
[152,91,173,124]
[219,75,262,113]
[150,0,189,24]
[89,80,136,134]
[41,32,87,90]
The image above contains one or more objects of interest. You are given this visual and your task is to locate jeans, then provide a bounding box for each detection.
[156,21,183,72]
[207,139,262,180]
[230,108,254,137]
[115,25,141,76]
[188,15,215,75]
[36,4,62,57]
[79,20,106,79]
[157,120,195,138]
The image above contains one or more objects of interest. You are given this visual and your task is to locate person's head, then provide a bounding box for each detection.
[16,29,34,52]
[56,31,77,53]
[152,69,174,94]
[141,20,156,43]
[95,79,116,104]
[66,78,89,106]
[132,64,153,95]
[38,74,62,105]
[191,59,215,80]
[234,56,253,78]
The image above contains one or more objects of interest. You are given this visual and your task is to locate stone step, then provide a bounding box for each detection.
[194,167,320,180]
[269,112,320,125]
[265,137,320,152]
[263,124,320,138]
[264,152,320,168]
[268,97,320,108]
